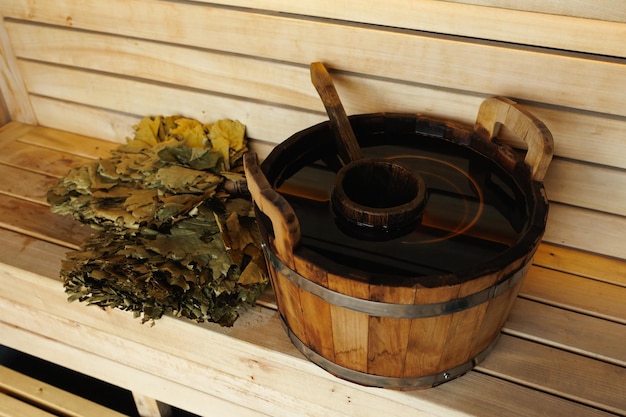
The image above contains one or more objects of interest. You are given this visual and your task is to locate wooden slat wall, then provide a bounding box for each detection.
[440,0,626,23]
[0,0,625,259]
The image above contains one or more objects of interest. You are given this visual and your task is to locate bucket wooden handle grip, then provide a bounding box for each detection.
[475,96,554,182]
[243,152,301,267]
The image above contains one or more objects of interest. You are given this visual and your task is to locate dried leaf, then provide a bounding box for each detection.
[51,115,268,326]
[207,119,246,170]
[133,116,161,146]
[169,118,207,148]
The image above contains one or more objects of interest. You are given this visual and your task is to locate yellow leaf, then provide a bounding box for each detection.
[237,261,266,285]
[207,119,246,170]
[170,118,208,148]
[132,116,161,146]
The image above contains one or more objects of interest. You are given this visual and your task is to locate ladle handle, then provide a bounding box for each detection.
[243,152,301,269]
[310,62,363,164]
[475,96,554,182]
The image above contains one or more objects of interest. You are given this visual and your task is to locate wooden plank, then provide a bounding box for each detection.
[0,365,128,417]
[439,0,626,22]
[0,323,270,417]
[526,104,626,170]
[520,265,626,324]
[0,228,68,280]
[28,96,137,144]
[0,163,59,205]
[399,371,617,417]
[533,243,626,287]
[543,203,626,261]
[10,23,626,171]
[0,90,10,126]
[0,119,36,143]
[0,297,424,417]
[7,0,624,59]
[18,60,325,145]
[0,18,36,124]
[131,393,172,417]
[0,131,92,177]
[17,125,117,160]
[197,0,626,49]
[477,335,626,416]
[0,392,56,417]
[5,21,325,115]
[0,194,90,248]
[505,298,626,367]
[543,158,626,216]
[2,0,625,116]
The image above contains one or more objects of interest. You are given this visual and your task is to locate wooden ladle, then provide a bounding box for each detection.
[310,62,363,165]
[310,62,426,239]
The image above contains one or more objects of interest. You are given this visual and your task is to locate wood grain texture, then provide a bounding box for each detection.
[439,0,626,23]
[0,18,36,124]
[403,288,456,377]
[0,324,271,417]
[0,194,89,249]
[0,392,56,417]
[0,267,617,417]
[328,274,369,372]
[2,0,625,116]
[19,60,324,145]
[0,313,612,417]
[533,243,626,287]
[17,125,116,160]
[543,203,626,260]
[0,130,92,177]
[8,20,625,167]
[544,158,626,216]
[505,298,626,367]
[0,365,127,417]
[191,0,626,54]
[0,90,10,126]
[520,265,626,324]
[0,164,58,204]
[294,256,335,361]
[477,335,626,416]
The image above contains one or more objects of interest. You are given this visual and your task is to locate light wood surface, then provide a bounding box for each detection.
[0,365,127,417]
[439,0,626,22]
[0,17,36,124]
[172,0,626,54]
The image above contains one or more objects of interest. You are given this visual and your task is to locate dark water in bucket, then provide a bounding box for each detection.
[277,139,529,280]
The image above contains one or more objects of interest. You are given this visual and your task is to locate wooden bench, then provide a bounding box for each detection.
[1,1,625,416]
[0,364,130,417]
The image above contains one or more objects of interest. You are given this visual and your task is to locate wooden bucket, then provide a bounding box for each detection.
[244,97,552,389]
